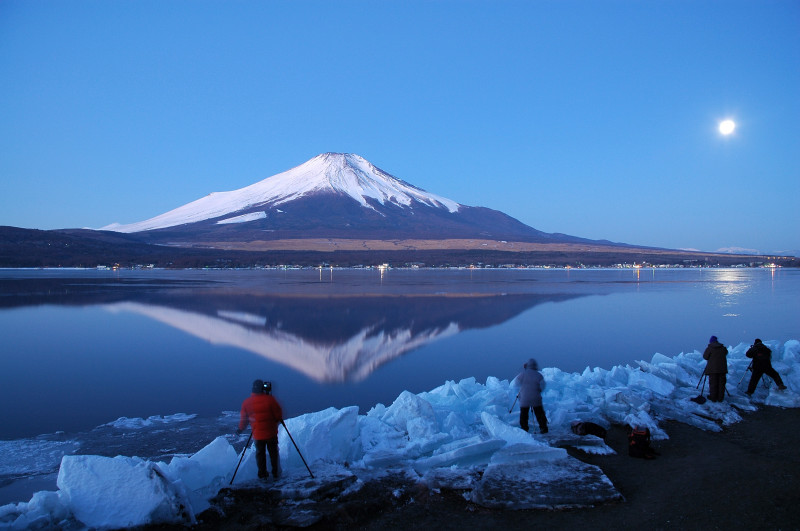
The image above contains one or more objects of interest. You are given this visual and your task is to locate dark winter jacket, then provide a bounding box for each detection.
[239,393,283,440]
[512,358,546,408]
[746,341,773,369]
[703,341,729,374]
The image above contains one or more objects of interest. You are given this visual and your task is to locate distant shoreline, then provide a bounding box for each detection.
[2,226,797,269]
[1,264,797,271]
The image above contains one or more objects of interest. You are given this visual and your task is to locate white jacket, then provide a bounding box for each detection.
[512,359,545,408]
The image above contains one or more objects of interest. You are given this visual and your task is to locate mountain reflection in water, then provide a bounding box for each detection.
[102,291,582,383]
[2,268,798,439]
[1,270,594,437]
[0,271,588,385]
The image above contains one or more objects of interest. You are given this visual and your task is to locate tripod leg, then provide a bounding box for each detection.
[508,393,519,413]
[738,361,752,386]
[230,431,253,485]
[281,420,314,479]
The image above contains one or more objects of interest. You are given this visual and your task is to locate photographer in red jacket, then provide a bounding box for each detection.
[238,379,283,480]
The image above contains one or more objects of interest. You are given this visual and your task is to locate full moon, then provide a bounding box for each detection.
[719,119,736,135]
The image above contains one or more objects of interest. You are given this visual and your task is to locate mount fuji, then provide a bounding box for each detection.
[5,153,788,266]
[101,153,606,250]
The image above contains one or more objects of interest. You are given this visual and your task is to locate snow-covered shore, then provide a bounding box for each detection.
[2,340,799,530]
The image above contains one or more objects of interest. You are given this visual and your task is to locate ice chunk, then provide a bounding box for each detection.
[765,388,800,407]
[480,412,550,447]
[471,445,620,509]
[101,413,196,430]
[441,411,471,439]
[637,358,692,386]
[378,391,449,455]
[0,490,69,530]
[280,406,361,471]
[381,391,438,439]
[627,369,675,396]
[487,442,567,464]
[166,436,237,490]
[413,439,505,473]
[57,454,193,528]
[164,436,238,512]
[780,340,799,363]
[571,442,615,455]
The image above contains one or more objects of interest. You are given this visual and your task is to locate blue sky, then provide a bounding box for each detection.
[1,1,798,253]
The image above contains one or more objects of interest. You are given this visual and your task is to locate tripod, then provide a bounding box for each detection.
[691,373,707,404]
[738,360,770,392]
[230,431,253,485]
[697,372,732,401]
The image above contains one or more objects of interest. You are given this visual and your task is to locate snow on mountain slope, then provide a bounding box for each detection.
[103,153,461,233]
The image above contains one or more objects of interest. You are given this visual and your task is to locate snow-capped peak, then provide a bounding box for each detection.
[279,153,460,212]
[103,153,461,233]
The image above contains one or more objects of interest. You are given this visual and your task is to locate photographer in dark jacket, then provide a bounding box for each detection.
[703,336,728,402]
[745,339,787,395]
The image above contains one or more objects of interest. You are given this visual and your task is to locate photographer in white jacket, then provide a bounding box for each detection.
[511,358,548,434]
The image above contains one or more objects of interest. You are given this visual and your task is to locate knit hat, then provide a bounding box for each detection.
[252,379,264,393]
[754,338,762,344]
[709,336,718,344]
[525,358,538,370]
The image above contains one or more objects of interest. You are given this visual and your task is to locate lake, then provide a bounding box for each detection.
[1,267,798,441]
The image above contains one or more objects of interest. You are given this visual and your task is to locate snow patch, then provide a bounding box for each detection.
[215,211,267,225]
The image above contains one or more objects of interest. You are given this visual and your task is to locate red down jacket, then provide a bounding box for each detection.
[239,393,283,440]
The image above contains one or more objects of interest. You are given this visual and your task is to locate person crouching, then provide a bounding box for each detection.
[746,339,787,395]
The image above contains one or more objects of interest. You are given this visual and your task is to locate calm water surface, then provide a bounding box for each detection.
[1,267,798,440]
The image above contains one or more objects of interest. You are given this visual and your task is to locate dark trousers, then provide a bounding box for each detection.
[747,364,785,394]
[708,373,727,402]
[255,437,279,478]
[520,405,548,433]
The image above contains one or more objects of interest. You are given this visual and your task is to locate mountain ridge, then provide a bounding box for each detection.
[4,154,795,266]
[99,152,622,249]
[103,153,461,234]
